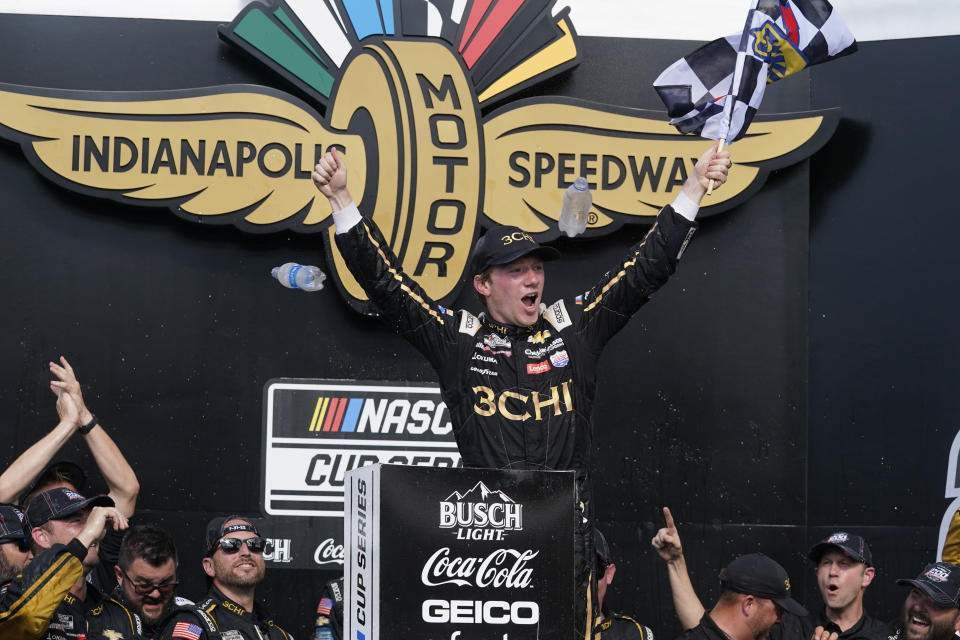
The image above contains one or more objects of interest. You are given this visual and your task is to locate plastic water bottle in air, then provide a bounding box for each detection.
[558,176,592,238]
[271,262,326,292]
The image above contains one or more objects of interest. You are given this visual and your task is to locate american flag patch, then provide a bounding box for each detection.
[172,621,203,640]
[318,597,333,615]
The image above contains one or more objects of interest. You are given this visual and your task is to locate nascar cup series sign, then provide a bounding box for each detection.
[255,379,461,570]
[346,464,574,640]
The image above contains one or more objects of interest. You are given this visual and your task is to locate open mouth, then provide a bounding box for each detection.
[909,615,931,630]
[521,293,538,309]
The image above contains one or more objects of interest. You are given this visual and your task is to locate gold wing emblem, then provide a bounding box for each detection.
[483,97,838,234]
[0,83,364,231]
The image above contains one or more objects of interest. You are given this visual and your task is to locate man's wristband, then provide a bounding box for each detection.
[78,414,98,435]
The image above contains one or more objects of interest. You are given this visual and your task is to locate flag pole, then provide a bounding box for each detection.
[708,0,759,195]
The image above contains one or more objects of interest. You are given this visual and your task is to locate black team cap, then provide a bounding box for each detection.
[720,553,808,616]
[470,225,560,275]
[0,504,27,542]
[25,487,113,528]
[204,516,260,557]
[594,528,612,567]
[807,532,873,566]
[19,460,87,508]
[896,563,960,609]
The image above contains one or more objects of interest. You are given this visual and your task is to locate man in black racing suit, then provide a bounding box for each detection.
[312,143,731,640]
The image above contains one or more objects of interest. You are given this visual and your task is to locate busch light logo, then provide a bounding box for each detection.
[827,532,849,544]
[439,481,522,541]
[927,565,952,582]
[263,538,293,564]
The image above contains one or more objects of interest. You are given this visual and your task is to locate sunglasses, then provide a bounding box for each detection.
[120,567,178,596]
[215,537,272,555]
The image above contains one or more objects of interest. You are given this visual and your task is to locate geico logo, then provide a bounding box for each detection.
[500,231,534,246]
[222,600,246,615]
[73,135,323,180]
[421,600,539,625]
[439,501,522,530]
[421,547,537,588]
[508,151,696,195]
[472,381,573,421]
[355,398,452,435]
[314,538,345,566]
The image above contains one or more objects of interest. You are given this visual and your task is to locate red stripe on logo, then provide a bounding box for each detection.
[321,398,341,431]
[330,396,348,432]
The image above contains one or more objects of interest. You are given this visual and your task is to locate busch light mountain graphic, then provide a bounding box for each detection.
[440,481,522,540]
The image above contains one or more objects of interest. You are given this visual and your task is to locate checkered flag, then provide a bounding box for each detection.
[653,0,856,143]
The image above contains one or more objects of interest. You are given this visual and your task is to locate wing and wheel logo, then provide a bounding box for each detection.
[0,0,838,314]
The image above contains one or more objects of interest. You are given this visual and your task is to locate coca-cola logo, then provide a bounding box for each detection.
[421,547,538,588]
[313,537,345,566]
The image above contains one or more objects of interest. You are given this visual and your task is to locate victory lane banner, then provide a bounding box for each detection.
[346,464,574,640]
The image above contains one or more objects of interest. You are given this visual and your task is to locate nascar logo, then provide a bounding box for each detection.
[263,380,460,517]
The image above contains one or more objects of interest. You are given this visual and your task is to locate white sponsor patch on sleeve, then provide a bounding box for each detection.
[459,310,481,336]
[543,300,572,332]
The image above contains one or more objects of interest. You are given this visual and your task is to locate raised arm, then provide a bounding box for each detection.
[0,386,80,503]
[576,143,731,348]
[651,506,706,630]
[49,357,140,517]
[312,147,353,216]
[312,150,454,366]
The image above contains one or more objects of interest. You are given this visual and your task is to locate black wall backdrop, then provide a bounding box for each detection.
[0,13,955,639]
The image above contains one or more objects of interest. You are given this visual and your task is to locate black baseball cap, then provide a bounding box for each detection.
[25,487,113,528]
[594,528,612,566]
[470,225,560,275]
[720,553,808,616]
[204,516,261,557]
[0,504,27,543]
[808,532,873,566]
[897,563,960,609]
[19,461,87,508]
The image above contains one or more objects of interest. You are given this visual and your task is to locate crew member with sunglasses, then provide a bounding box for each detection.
[104,525,184,639]
[2,493,132,640]
[160,516,293,640]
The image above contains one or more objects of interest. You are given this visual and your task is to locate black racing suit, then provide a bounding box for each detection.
[42,582,142,640]
[313,577,344,640]
[595,611,656,640]
[0,540,84,640]
[334,202,696,640]
[158,586,293,640]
